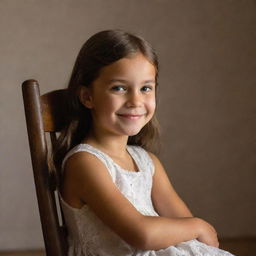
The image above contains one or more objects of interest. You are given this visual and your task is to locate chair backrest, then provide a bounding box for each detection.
[22,79,68,256]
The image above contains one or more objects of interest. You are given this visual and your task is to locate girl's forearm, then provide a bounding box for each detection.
[133,216,200,250]
[160,201,193,218]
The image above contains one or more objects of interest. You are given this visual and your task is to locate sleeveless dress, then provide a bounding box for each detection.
[60,143,235,256]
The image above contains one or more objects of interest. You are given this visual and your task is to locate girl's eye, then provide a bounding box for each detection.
[111,86,126,92]
[141,86,153,92]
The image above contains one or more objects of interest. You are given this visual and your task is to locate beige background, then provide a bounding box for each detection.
[0,0,256,251]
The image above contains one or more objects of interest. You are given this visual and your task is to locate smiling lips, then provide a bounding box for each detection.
[117,113,145,120]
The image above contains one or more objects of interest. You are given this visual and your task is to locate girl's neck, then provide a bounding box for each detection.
[82,131,129,158]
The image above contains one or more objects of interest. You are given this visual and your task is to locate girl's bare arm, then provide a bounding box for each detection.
[149,152,219,248]
[62,152,218,250]
[149,152,193,218]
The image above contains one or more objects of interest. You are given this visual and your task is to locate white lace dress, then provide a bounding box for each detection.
[60,143,235,256]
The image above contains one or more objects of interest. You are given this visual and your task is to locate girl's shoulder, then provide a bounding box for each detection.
[62,143,112,172]
[62,144,157,176]
[127,145,155,175]
[127,144,151,158]
[127,144,157,161]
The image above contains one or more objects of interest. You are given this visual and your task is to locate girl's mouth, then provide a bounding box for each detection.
[117,113,145,120]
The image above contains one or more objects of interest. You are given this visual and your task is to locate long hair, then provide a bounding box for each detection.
[53,30,160,171]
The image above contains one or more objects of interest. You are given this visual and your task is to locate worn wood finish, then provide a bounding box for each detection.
[22,80,67,256]
[41,89,68,132]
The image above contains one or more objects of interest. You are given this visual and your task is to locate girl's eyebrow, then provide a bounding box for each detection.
[109,79,127,83]
[109,79,156,84]
[144,80,156,84]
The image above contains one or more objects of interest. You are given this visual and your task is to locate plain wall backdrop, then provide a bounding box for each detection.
[0,0,255,250]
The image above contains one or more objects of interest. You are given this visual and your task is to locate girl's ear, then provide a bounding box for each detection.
[79,86,93,109]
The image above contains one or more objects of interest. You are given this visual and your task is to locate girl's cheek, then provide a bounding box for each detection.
[148,98,156,110]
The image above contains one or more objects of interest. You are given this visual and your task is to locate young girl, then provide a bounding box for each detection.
[53,30,234,256]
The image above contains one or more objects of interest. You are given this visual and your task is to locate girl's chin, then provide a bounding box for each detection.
[112,123,147,137]
[125,128,143,137]
[120,122,150,136]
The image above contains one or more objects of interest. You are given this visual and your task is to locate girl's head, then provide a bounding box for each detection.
[70,29,158,89]
[54,30,160,169]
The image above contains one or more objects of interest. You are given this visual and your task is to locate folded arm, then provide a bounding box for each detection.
[61,151,218,250]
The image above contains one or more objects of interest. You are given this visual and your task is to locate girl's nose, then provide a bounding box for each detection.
[126,91,143,108]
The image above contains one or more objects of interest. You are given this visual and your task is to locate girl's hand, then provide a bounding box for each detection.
[195,218,219,248]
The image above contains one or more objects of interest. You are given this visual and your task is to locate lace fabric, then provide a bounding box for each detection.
[60,144,235,256]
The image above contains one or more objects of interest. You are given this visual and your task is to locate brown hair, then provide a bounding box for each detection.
[53,30,160,171]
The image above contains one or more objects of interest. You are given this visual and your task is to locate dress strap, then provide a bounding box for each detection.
[127,146,155,175]
[61,144,116,179]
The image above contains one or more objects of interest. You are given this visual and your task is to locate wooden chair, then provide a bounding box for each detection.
[22,79,68,256]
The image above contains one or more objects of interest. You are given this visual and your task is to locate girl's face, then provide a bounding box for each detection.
[80,53,156,138]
